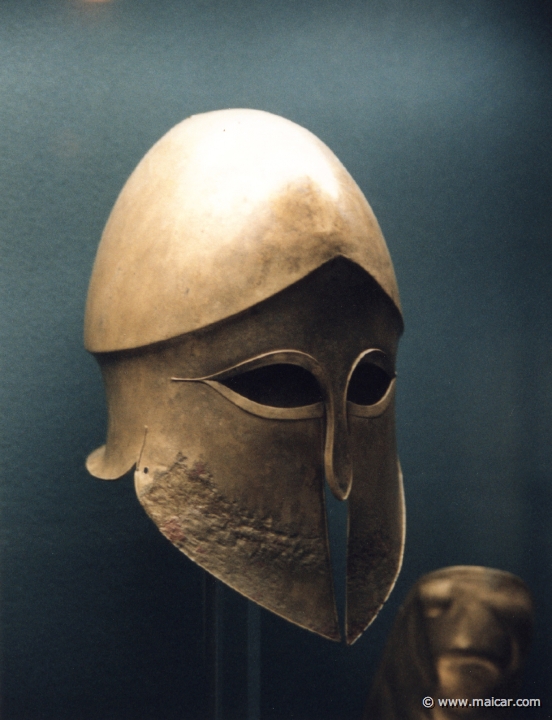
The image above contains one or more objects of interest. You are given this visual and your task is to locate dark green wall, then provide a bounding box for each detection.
[1,1,551,717]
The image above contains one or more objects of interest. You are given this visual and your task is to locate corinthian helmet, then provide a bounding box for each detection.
[85,109,404,644]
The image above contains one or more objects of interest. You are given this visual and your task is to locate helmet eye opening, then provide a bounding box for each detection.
[347,361,394,406]
[219,363,323,408]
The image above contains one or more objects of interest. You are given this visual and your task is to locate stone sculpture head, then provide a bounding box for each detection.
[365,566,534,718]
[84,108,404,643]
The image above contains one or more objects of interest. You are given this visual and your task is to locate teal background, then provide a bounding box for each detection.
[1,0,551,717]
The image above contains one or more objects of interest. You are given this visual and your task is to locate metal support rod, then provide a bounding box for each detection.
[247,601,261,720]
[204,573,261,719]
[203,573,223,720]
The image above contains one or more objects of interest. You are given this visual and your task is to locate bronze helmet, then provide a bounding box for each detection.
[85,109,404,644]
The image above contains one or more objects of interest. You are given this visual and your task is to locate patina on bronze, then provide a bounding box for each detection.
[365,566,534,719]
[84,109,404,644]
